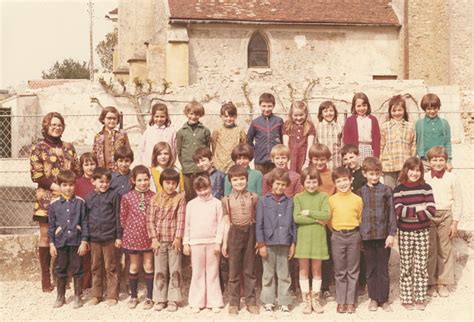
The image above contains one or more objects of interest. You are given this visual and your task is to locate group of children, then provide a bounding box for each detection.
[44,91,462,315]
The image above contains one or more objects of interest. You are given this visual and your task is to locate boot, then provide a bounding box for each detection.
[39,247,53,292]
[53,277,67,308]
[73,276,83,309]
[311,291,324,314]
[302,292,312,314]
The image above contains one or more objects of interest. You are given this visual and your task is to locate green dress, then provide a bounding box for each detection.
[293,191,330,259]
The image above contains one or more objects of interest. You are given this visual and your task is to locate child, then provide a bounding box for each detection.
[416,93,453,171]
[247,93,284,175]
[341,144,367,192]
[393,157,435,310]
[176,101,211,201]
[329,167,363,314]
[262,144,303,197]
[316,101,342,170]
[183,174,224,313]
[293,166,330,314]
[308,143,336,196]
[211,101,247,173]
[343,92,381,162]
[380,95,416,189]
[138,103,176,167]
[86,167,122,306]
[120,165,155,310]
[147,168,186,312]
[93,106,130,171]
[256,168,296,313]
[283,100,316,173]
[48,170,88,309]
[110,146,134,198]
[221,165,259,315]
[359,157,397,311]
[193,147,225,200]
[150,142,184,193]
[224,143,263,196]
[424,146,462,298]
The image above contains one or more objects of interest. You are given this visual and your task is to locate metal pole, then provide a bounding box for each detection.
[87,1,95,82]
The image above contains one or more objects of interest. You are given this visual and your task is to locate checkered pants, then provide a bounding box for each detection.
[398,229,429,304]
[358,143,373,166]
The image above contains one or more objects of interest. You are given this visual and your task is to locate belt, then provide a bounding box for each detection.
[334,227,359,233]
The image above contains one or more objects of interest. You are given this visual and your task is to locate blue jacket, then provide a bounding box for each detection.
[85,188,122,242]
[111,171,132,198]
[210,168,225,200]
[48,195,88,248]
[247,114,283,164]
[256,193,296,246]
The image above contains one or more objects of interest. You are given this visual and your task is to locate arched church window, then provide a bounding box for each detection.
[248,31,269,68]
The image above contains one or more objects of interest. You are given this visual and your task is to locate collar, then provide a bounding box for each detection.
[389,119,406,127]
[230,190,250,199]
[336,190,352,196]
[198,194,214,202]
[424,115,439,122]
[223,123,237,129]
[431,169,445,179]
[403,181,420,187]
[43,134,62,146]
[266,192,287,202]
[322,119,336,125]
[366,181,381,189]
[153,124,167,129]
[100,126,117,135]
[182,121,202,129]
[115,170,130,177]
[60,194,75,202]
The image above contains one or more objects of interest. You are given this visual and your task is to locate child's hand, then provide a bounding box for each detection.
[152,239,160,255]
[172,238,182,252]
[78,241,88,256]
[446,163,453,172]
[316,219,328,225]
[259,246,268,258]
[214,243,221,255]
[301,210,309,216]
[448,221,459,239]
[183,244,191,256]
[415,205,427,212]
[49,244,57,257]
[115,239,122,248]
[385,235,394,248]
[288,243,295,259]
[222,244,229,258]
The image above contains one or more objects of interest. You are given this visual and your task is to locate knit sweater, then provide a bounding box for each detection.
[317,168,336,196]
[329,191,363,231]
[424,171,462,221]
[343,114,381,158]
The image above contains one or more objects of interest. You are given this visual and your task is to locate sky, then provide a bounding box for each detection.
[0,0,117,88]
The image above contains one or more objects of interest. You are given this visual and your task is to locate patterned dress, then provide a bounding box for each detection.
[211,125,247,173]
[283,121,316,173]
[317,120,342,170]
[92,127,130,171]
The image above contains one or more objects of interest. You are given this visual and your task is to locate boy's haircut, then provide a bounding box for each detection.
[362,157,382,172]
[398,157,425,184]
[426,146,448,161]
[192,147,213,163]
[99,106,120,124]
[308,143,332,159]
[57,169,76,185]
[92,167,112,181]
[420,93,441,111]
[79,152,98,173]
[266,167,291,186]
[388,94,409,121]
[192,173,211,191]
[159,168,181,186]
[220,101,237,117]
[231,143,254,162]
[151,142,175,168]
[341,144,360,157]
[271,144,290,159]
[351,92,372,115]
[149,103,171,126]
[227,165,248,181]
[131,165,150,181]
[184,100,205,117]
[259,92,275,106]
[114,146,134,162]
[317,101,338,122]
[300,166,321,185]
[41,112,65,136]
[332,166,352,182]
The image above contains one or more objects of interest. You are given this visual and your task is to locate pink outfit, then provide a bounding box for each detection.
[138,125,176,167]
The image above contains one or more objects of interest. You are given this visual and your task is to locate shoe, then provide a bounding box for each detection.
[247,305,259,314]
[415,302,426,311]
[191,307,200,313]
[381,302,392,312]
[402,303,414,310]
[279,305,290,313]
[127,298,139,309]
[228,305,239,315]
[263,304,274,313]
[311,291,324,314]
[346,304,356,314]
[167,301,178,312]
[143,298,154,310]
[427,285,438,297]
[302,292,312,314]
[88,297,101,306]
[52,277,67,308]
[438,285,449,297]
[336,304,346,314]
[368,299,378,312]
[39,247,53,292]
[212,307,220,313]
[154,302,167,311]
[72,276,83,309]
[106,299,118,306]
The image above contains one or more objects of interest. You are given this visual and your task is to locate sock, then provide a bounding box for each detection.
[299,279,310,293]
[312,278,322,293]
[145,272,154,300]
[129,273,139,298]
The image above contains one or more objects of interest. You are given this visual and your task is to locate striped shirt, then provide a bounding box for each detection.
[393,182,435,231]
[380,119,416,172]
[317,120,342,169]
[147,191,186,242]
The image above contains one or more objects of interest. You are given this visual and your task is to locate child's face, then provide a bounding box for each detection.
[425,105,439,119]
[196,186,212,199]
[82,160,97,178]
[292,108,306,125]
[343,153,359,170]
[363,170,381,187]
[196,157,213,172]
[153,110,168,127]
[230,175,247,193]
[133,173,150,192]
[221,112,236,127]
[390,104,405,121]
[354,99,368,117]
[303,176,319,193]
[187,111,201,124]
[156,150,170,167]
[311,156,328,171]
[235,156,250,168]
[104,112,119,130]
[272,154,289,169]
[334,176,351,193]
[60,182,75,198]
[429,156,447,172]
[93,176,110,193]
[407,168,422,183]
[271,179,288,195]
[260,101,274,117]
[162,179,178,195]
[322,107,336,122]
[116,158,132,175]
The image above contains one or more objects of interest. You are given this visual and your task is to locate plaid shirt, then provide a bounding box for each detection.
[358,183,397,240]
[147,191,186,242]
[317,120,342,169]
[380,120,416,172]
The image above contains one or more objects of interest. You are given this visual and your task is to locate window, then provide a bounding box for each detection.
[0,107,12,158]
[372,75,398,80]
[248,31,269,68]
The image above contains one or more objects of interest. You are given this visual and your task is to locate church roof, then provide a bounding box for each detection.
[168,0,400,26]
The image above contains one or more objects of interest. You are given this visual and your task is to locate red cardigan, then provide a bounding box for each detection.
[342,115,381,158]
